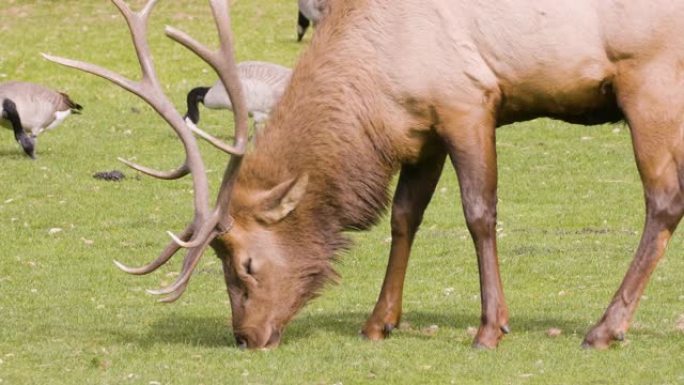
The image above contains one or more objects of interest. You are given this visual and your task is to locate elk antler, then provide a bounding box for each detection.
[42,0,248,302]
[117,157,190,180]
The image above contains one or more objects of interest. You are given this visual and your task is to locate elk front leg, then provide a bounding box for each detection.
[583,63,684,348]
[362,148,447,340]
[439,105,508,349]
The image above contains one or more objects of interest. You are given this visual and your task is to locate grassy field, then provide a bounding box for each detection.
[1,0,684,384]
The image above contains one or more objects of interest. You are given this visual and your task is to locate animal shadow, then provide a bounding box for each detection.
[109,314,234,349]
[108,309,594,350]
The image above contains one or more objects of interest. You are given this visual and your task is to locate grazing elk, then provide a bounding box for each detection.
[47,0,684,350]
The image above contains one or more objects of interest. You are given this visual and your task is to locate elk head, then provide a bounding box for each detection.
[43,0,324,349]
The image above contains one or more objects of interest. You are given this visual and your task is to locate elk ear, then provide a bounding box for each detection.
[256,174,309,224]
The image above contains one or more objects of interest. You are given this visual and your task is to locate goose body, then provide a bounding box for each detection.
[297,0,328,41]
[0,81,82,158]
[186,61,292,127]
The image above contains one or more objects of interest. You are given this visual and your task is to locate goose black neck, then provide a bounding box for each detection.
[185,87,209,124]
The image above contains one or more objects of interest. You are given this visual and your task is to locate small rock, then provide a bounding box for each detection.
[546,328,562,337]
[676,314,684,332]
[421,324,439,336]
[48,228,63,235]
[466,326,478,337]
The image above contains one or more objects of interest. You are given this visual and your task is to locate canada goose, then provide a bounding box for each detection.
[0,81,82,158]
[185,61,292,129]
[297,0,328,41]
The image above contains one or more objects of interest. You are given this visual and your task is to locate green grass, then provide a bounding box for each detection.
[1,1,684,384]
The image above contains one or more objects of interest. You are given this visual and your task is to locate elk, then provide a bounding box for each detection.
[46,0,684,350]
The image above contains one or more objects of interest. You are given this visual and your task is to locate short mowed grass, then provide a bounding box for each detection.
[1,1,684,384]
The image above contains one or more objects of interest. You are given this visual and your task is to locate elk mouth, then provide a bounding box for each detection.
[234,326,283,350]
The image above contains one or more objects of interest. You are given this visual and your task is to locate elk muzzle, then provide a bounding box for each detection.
[234,325,283,349]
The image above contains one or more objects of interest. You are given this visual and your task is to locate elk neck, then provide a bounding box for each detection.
[233,3,409,260]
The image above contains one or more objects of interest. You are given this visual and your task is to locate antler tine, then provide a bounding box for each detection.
[42,53,141,98]
[113,225,193,275]
[167,210,220,247]
[118,157,190,180]
[165,0,249,155]
[185,119,245,155]
[146,235,214,296]
[157,282,189,303]
[209,0,250,153]
[111,0,161,88]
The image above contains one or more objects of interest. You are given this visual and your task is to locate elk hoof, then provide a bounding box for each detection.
[360,319,397,340]
[472,341,496,350]
[471,324,504,349]
[500,324,511,334]
[582,324,625,350]
[360,325,386,341]
[580,334,611,350]
[383,323,395,336]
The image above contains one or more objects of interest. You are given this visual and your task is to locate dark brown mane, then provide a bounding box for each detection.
[237,1,400,257]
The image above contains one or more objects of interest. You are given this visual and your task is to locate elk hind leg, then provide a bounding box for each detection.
[583,65,684,348]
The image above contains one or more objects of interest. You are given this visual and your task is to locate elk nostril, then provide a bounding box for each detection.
[234,334,248,350]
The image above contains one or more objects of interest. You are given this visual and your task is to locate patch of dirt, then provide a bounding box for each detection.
[92,170,125,181]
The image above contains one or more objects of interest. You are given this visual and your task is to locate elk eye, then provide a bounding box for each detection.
[243,258,254,276]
